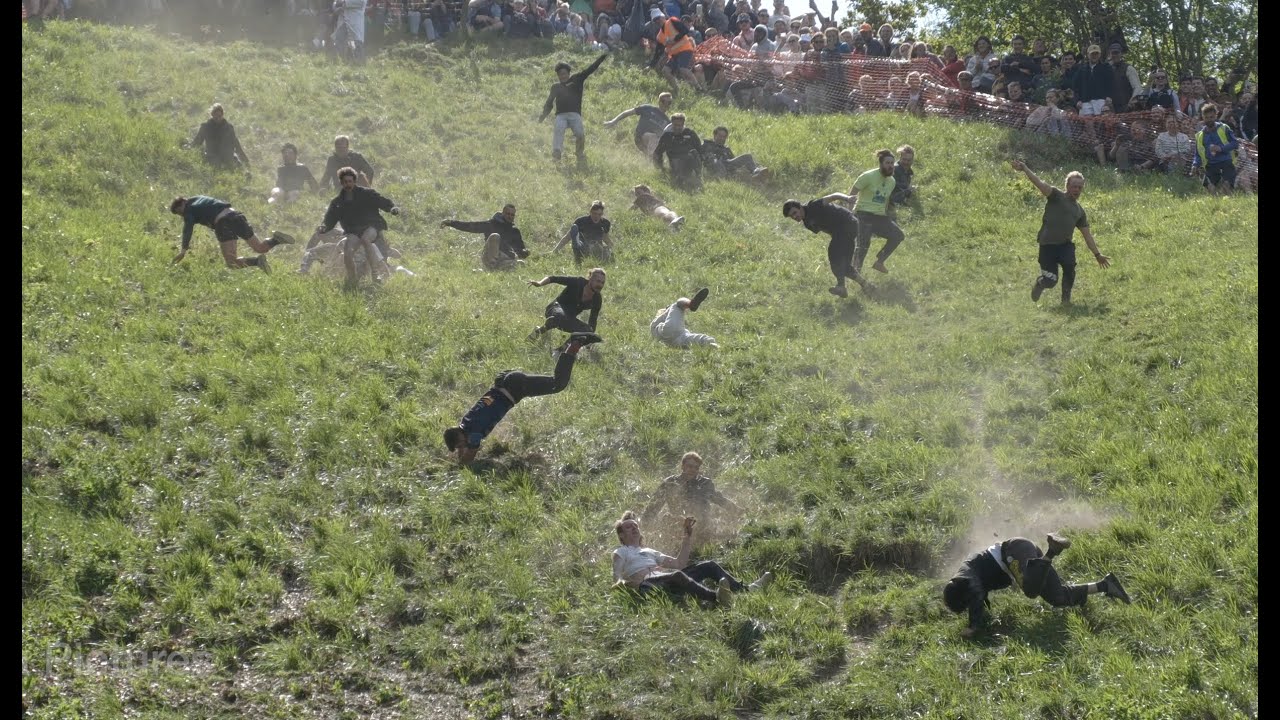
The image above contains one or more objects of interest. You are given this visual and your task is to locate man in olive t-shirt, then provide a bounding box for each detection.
[1010,160,1111,305]
[848,149,907,274]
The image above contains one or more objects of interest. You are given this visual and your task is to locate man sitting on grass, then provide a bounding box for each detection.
[611,512,771,606]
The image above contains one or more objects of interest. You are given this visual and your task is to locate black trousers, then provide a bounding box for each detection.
[496,351,575,403]
[853,211,906,270]
[1036,242,1076,297]
[1003,537,1089,608]
[543,302,594,334]
[670,154,702,190]
[640,560,746,601]
[827,232,862,285]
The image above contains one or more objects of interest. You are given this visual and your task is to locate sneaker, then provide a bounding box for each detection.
[751,166,771,179]
[688,287,710,312]
[828,285,848,298]
[872,259,889,274]
[670,216,685,230]
[1061,290,1073,306]
[1103,573,1131,604]
[1031,280,1044,302]
[270,230,297,245]
[1045,533,1071,557]
[716,578,734,607]
[257,255,271,274]
[747,572,774,591]
[567,331,604,347]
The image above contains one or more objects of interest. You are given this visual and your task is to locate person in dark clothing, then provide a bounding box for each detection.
[701,126,769,179]
[322,135,376,190]
[1010,160,1110,305]
[169,195,294,272]
[943,533,1132,637]
[1000,35,1037,91]
[783,197,868,298]
[1073,45,1114,116]
[539,53,610,163]
[269,143,320,205]
[526,269,606,341]
[889,144,916,208]
[603,92,674,156]
[553,201,613,265]
[317,167,401,288]
[444,332,604,465]
[653,113,704,190]
[440,204,530,263]
[189,103,251,170]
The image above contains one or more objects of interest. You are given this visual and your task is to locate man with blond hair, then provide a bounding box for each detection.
[1010,160,1110,305]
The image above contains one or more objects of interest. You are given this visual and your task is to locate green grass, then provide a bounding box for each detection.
[23,22,1257,719]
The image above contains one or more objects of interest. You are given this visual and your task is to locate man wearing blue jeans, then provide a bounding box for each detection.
[539,53,609,163]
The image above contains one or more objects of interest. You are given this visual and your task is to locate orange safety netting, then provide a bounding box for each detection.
[693,36,1257,190]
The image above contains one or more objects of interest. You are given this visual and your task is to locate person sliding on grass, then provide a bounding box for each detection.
[316,166,401,289]
[169,195,294,272]
[642,451,740,532]
[943,533,1132,638]
[782,196,869,298]
[650,288,718,349]
[526,268,606,342]
[1010,160,1111,306]
[611,512,771,607]
[539,53,610,163]
[444,331,603,465]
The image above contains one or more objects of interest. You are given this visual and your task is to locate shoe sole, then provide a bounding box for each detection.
[689,288,710,311]
[1031,283,1044,301]
[1046,533,1071,551]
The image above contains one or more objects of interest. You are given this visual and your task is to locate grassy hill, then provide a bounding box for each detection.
[22,21,1257,719]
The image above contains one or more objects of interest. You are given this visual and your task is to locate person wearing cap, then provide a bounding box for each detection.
[1008,159,1110,305]
[603,92,675,156]
[610,512,771,606]
[650,288,718,348]
[782,196,869,298]
[444,332,604,466]
[943,533,1132,638]
[1106,42,1142,113]
[650,8,703,93]
[858,22,886,56]
[1073,44,1114,116]
[539,53,610,163]
[1001,34,1037,89]
[730,12,754,49]
[553,201,614,265]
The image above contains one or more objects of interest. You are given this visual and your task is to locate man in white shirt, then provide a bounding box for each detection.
[610,512,771,605]
[651,288,718,348]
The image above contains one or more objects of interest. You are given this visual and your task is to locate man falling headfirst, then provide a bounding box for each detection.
[444,332,604,464]
[169,195,295,272]
[651,287,718,348]
[944,533,1132,638]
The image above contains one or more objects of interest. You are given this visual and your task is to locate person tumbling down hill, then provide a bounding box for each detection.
[631,184,685,230]
[651,288,718,349]
[316,167,402,289]
[782,196,868,298]
[642,451,741,540]
[444,332,603,465]
[169,195,295,272]
[611,512,771,607]
[440,204,531,272]
[943,533,1132,638]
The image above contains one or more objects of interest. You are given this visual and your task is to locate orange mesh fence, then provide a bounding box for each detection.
[693,36,1257,188]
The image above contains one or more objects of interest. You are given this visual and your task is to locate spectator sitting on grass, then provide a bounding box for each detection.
[611,512,771,606]
[1135,115,1193,174]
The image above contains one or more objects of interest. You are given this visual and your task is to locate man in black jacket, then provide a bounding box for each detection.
[440,204,530,267]
[653,113,704,190]
[701,126,769,180]
[1000,35,1037,91]
[526,269,606,341]
[317,167,400,288]
[1073,44,1114,116]
[943,534,1132,637]
[540,53,610,163]
[189,103,251,170]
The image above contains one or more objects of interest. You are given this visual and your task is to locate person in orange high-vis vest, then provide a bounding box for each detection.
[649,9,704,93]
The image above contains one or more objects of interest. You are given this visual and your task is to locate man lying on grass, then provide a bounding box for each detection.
[943,533,1132,637]
[444,332,603,465]
[611,512,770,607]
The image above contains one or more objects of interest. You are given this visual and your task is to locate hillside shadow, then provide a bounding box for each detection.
[1012,609,1074,655]
[867,278,917,312]
[1056,300,1112,318]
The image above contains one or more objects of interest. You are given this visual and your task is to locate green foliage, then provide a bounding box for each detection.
[22,22,1256,720]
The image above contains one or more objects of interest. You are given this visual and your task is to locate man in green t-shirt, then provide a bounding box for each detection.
[848,149,907,275]
[1010,160,1111,305]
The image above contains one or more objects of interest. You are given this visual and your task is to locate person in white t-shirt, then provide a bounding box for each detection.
[610,512,771,605]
